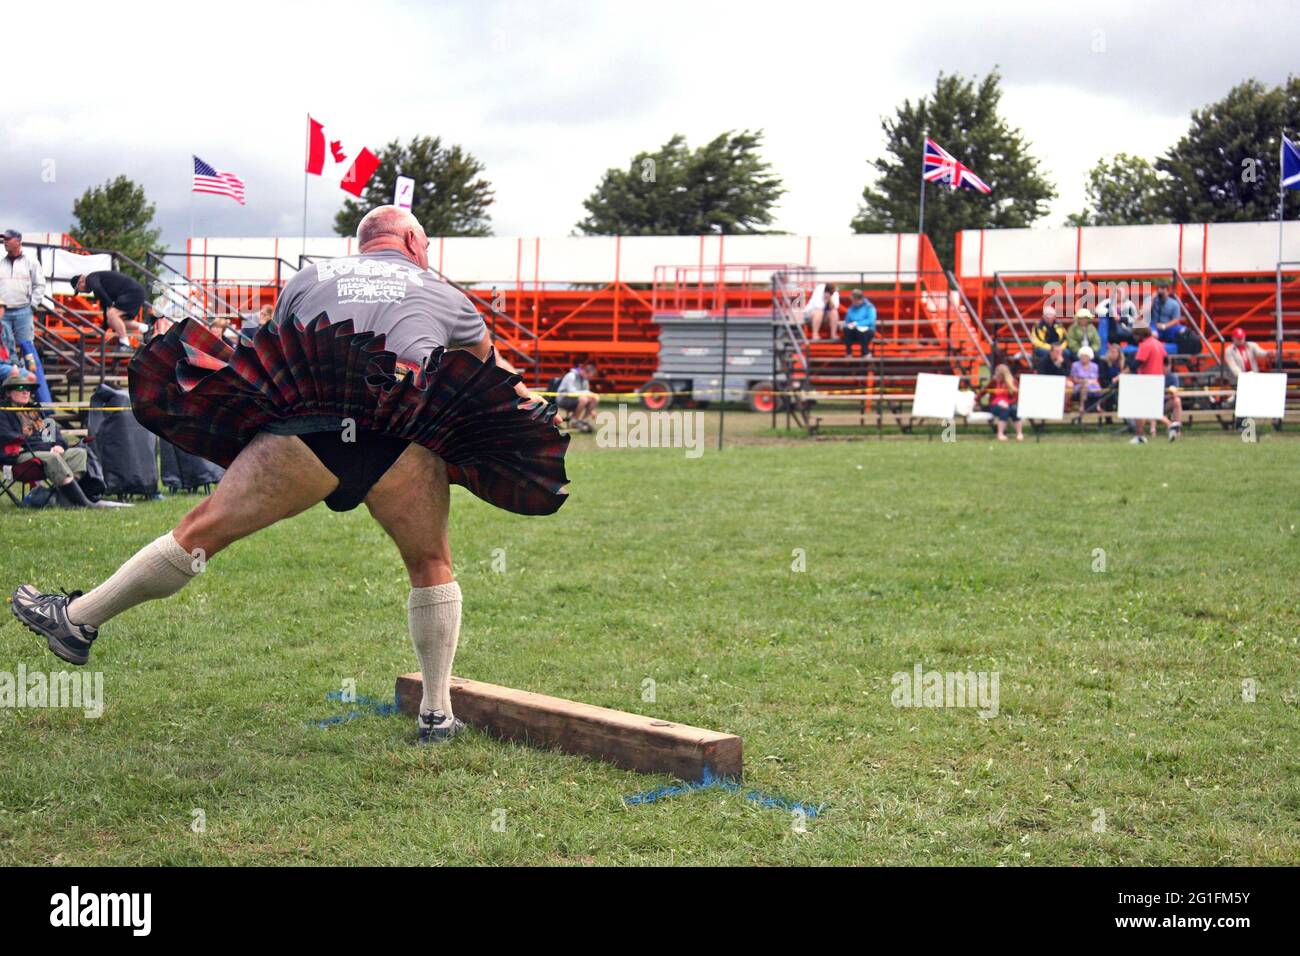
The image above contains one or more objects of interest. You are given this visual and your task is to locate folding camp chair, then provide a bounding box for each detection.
[0,456,51,507]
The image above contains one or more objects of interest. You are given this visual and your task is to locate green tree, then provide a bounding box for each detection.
[334,136,494,238]
[1066,153,1167,226]
[70,176,163,283]
[852,71,1055,268]
[1157,77,1300,222]
[576,130,785,235]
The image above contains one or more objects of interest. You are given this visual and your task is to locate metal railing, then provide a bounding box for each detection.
[946,272,992,368]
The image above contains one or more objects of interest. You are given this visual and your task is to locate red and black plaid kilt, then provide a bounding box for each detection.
[126,315,570,515]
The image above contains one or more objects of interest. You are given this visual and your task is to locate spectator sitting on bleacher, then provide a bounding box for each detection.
[240,304,275,337]
[556,359,598,433]
[1147,283,1185,349]
[210,317,240,347]
[1035,341,1071,378]
[70,270,148,351]
[1096,285,1137,350]
[0,337,13,383]
[805,283,840,342]
[1030,305,1067,362]
[1067,308,1101,358]
[0,369,97,507]
[1069,346,1103,412]
[977,363,1024,442]
[1097,341,1126,412]
[842,290,877,357]
[1224,328,1269,385]
[1128,317,1182,443]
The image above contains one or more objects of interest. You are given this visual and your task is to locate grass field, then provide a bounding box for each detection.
[2,418,1298,865]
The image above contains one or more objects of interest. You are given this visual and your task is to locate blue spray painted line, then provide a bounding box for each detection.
[309,690,402,729]
[623,768,826,818]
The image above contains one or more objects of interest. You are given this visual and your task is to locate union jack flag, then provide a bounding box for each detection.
[922,138,992,194]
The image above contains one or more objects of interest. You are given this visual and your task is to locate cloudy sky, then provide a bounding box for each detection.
[4,0,1296,248]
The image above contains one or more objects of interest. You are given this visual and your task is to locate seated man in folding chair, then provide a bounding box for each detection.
[0,369,99,508]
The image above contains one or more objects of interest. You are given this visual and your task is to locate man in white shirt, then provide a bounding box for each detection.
[556,359,598,432]
[803,283,840,342]
[0,230,52,402]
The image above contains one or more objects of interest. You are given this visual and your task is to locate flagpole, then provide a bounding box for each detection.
[301,112,310,268]
[1278,132,1288,359]
[916,137,927,252]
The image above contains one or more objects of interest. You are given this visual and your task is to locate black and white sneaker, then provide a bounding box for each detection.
[10,586,98,665]
[417,709,466,745]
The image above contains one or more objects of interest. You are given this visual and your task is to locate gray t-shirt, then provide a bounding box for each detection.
[274,249,486,366]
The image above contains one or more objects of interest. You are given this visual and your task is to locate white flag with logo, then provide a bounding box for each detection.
[394,176,415,210]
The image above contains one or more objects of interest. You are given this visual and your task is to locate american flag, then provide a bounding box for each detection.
[922,138,992,194]
[192,155,246,205]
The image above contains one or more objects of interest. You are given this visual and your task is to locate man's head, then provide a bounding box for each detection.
[2,229,20,257]
[68,275,85,293]
[851,289,864,303]
[1155,283,1169,301]
[1042,305,1057,322]
[1233,328,1247,345]
[356,206,430,269]
[1074,307,1094,326]
[3,369,37,403]
[258,304,274,325]
[1050,342,1065,361]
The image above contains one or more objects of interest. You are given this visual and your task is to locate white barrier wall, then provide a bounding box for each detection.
[958,221,1300,277]
[187,233,925,286]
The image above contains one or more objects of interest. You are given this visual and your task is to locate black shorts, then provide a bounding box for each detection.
[296,428,410,512]
[105,298,143,323]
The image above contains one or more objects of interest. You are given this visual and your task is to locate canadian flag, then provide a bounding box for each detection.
[305,115,380,196]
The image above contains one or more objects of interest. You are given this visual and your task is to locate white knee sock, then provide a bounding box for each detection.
[408,581,462,717]
[67,532,200,627]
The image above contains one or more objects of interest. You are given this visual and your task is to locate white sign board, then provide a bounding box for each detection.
[910,373,960,419]
[48,251,113,292]
[1016,374,1066,420]
[1234,372,1288,419]
[394,175,415,210]
[1118,374,1166,420]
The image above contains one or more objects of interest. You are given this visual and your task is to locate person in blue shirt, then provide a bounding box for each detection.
[1149,283,1184,350]
[842,289,878,357]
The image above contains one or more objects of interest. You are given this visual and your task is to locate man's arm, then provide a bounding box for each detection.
[0,411,24,448]
[30,256,46,308]
[85,274,109,313]
[467,332,542,404]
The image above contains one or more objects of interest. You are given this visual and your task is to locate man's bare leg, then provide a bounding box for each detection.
[172,432,338,560]
[14,432,337,665]
[105,307,131,346]
[364,443,463,741]
[67,433,337,628]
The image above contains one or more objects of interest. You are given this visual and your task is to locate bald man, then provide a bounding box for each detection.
[13,206,566,745]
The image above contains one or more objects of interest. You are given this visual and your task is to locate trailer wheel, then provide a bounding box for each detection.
[749,381,777,414]
[641,379,674,411]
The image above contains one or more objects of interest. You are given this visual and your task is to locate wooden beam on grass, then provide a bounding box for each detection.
[396,673,742,781]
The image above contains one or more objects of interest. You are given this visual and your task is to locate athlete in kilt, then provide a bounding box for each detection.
[12,207,569,743]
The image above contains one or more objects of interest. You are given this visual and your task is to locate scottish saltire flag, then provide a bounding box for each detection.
[923,138,992,193]
[1283,135,1300,190]
[192,156,246,205]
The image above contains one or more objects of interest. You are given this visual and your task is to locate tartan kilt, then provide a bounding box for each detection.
[126,315,570,516]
